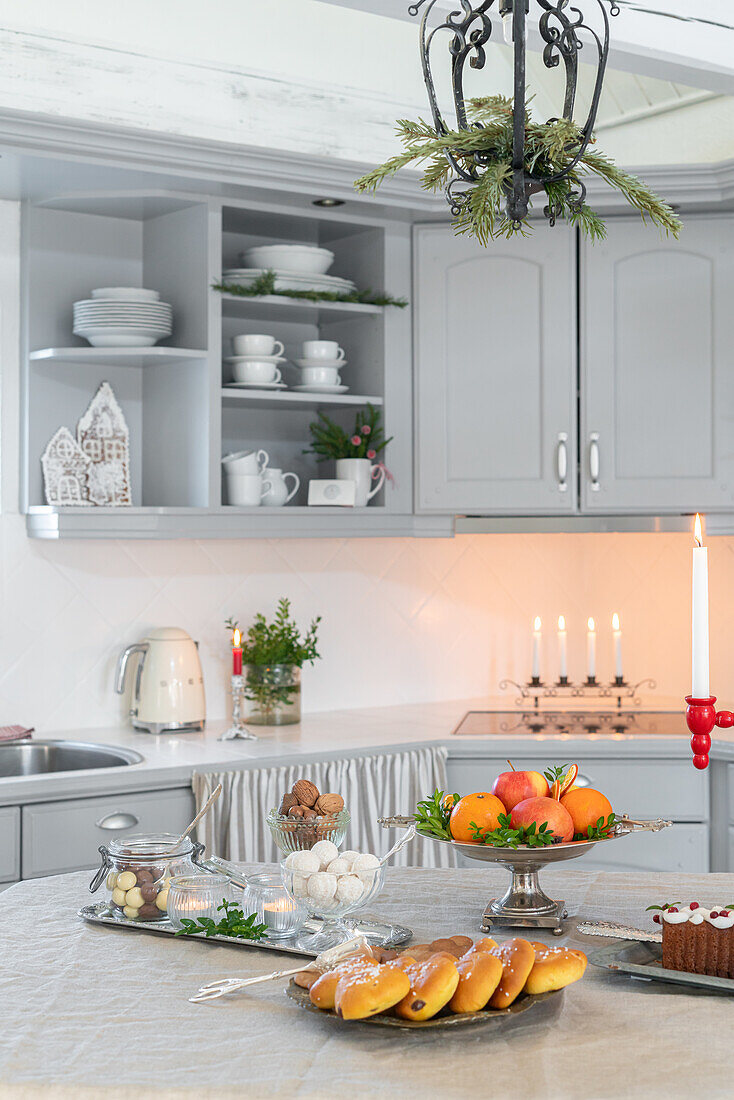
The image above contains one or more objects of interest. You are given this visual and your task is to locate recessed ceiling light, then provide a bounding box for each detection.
[312,198,345,208]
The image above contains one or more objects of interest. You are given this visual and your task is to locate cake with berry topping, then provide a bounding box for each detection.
[649,902,734,977]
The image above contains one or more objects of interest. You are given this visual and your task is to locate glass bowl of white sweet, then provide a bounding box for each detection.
[281,839,385,950]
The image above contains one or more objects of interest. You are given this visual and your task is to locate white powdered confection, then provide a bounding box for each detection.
[351,852,380,883]
[340,850,360,867]
[662,905,734,929]
[292,873,309,898]
[307,872,337,903]
[336,875,364,905]
[287,851,320,874]
[326,858,352,875]
[310,840,339,869]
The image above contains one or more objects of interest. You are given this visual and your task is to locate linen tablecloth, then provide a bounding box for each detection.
[1,866,733,1099]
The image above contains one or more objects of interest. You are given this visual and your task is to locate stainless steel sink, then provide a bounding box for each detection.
[0,740,143,777]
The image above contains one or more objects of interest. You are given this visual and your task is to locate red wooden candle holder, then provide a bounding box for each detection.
[685,695,734,769]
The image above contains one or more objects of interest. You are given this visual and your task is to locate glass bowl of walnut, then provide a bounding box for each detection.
[267,779,350,854]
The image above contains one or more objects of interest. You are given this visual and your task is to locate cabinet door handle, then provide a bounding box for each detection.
[556,432,568,492]
[575,773,592,788]
[589,433,600,492]
[96,811,139,830]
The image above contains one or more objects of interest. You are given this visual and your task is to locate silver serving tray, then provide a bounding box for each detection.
[78,902,412,959]
[285,979,559,1029]
[588,938,734,993]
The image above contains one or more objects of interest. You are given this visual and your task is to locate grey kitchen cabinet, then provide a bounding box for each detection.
[21,788,195,878]
[413,223,578,515]
[0,806,20,882]
[581,215,734,513]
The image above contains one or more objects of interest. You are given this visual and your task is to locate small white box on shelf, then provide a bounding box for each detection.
[307,479,357,507]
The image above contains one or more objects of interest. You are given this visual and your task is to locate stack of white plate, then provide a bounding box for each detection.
[73,287,173,347]
[222,267,356,296]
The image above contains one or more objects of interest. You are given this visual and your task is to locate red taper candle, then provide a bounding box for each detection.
[232,627,243,676]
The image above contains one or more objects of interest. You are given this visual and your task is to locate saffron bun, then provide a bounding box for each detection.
[395,955,460,1021]
[487,938,536,1009]
[335,964,411,1020]
[524,942,588,994]
[429,937,464,957]
[401,943,436,963]
[449,950,504,1014]
[466,936,498,956]
[309,955,378,1010]
[449,935,474,953]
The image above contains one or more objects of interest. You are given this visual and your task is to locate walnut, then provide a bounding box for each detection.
[292,779,319,807]
[315,793,344,816]
[301,806,318,820]
[288,805,306,819]
[279,792,298,816]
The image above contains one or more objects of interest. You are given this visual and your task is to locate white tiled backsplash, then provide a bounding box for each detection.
[2,511,733,733]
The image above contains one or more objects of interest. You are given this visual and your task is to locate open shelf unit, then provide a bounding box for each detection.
[20,187,416,537]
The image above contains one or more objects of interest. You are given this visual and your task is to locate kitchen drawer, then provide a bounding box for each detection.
[574,823,708,873]
[446,757,707,822]
[0,806,20,881]
[22,788,195,879]
[725,767,734,823]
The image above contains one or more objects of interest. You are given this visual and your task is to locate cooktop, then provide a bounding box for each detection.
[452,710,687,737]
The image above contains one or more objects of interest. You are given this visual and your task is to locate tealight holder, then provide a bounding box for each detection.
[166,874,233,930]
[242,872,308,939]
[685,695,734,770]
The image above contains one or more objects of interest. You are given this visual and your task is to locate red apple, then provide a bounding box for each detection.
[491,769,549,813]
[510,796,574,843]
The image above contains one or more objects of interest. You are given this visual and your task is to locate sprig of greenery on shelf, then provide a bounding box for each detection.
[414,788,459,841]
[173,899,269,940]
[470,814,558,850]
[212,271,408,308]
[304,404,392,463]
[576,813,618,842]
[354,96,682,244]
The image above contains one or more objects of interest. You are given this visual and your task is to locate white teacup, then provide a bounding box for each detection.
[221,449,269,475]
[299,366,341,387]
[225,473,267,507]
[233,333,284,357]
[302,340,345,362]
[232,360,282,384]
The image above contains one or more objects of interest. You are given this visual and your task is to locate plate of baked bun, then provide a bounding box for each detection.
[287,934,587,1028]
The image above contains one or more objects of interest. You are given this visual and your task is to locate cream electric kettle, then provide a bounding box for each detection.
[115,627,206,733]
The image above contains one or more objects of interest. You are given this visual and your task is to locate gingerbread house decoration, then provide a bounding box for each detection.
[76,382,131,507]
[41,427,92,506]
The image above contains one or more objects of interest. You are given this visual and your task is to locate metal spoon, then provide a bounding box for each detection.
[166,783,222,854]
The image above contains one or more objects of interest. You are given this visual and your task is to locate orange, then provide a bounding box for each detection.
[559,787,613,838]
[449,792,506,842]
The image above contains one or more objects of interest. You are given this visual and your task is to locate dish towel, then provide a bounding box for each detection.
[192,745,454,868]
[0,725,33,741]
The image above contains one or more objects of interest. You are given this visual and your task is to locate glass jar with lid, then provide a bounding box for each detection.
[89,833,206,922]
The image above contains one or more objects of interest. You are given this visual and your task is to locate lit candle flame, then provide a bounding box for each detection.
[558,615,566,631]
[533,616,541,631]
[694,513,703,548]
[232,627,241,648]
[587,617,595,632]
[612,613,620,631]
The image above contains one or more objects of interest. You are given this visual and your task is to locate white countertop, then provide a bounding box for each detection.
[3,696,734,806]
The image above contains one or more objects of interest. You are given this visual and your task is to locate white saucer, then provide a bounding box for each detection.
[291,384,349,394]
[226,381,287,390]
[293,358,347,369]
[225,354,287,365]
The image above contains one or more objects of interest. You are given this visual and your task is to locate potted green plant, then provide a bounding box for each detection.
[226,599,321,726]
[305,404,393,507]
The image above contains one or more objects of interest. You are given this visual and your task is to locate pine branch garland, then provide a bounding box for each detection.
[354,95,682,244]
[212,270,407,309]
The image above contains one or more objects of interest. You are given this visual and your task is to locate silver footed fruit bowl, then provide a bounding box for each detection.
[267,809,351,854]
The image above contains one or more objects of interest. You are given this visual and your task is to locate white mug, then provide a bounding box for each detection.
[221,448,269,475]
[226,473,268,506]
[302,340,345,362]
[335,458,385,507]
[299,366,341,387]
[261,469,300,507]
[232,361,282,384]
[233,334,284,357]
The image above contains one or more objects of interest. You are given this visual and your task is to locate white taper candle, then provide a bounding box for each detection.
[692,514,709,698]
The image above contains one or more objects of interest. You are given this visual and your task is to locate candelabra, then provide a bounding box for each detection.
[685,696,734,770]
[218,674,258,741]
[500,677,656,710]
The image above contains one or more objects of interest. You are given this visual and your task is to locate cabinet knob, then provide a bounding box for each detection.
[589,433,601,492]
[556,432,568,492]
[95,811,139,830]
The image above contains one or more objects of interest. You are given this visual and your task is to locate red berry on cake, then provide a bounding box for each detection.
[690,902,699,909]
[652,914,661,924]
[721,911,730,918]
[710,912,719,919]
[667,907,678,913]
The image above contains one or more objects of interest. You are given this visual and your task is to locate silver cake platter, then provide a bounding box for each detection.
[379,814,671,936]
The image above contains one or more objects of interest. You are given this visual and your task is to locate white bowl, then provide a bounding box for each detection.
[241,245,335,276]
[91,287,161,301]
[74,327,169,348]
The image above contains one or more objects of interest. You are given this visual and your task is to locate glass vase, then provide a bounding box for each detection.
[243,663,301,726]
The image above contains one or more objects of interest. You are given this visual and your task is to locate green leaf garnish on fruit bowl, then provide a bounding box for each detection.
[173,899,269,940]
[470,814,558,850]
[414,788,459,841]
[575,813,618,842]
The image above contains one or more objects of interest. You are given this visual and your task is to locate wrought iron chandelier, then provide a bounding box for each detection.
[408,0,620,227]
